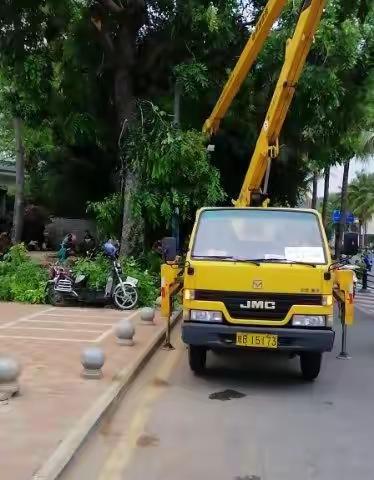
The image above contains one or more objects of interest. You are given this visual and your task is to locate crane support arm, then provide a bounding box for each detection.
[202,0,287,136]
[235,0,326,207]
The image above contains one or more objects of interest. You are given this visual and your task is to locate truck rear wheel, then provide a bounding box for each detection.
[188,346,207,374]
[300,352,322,381]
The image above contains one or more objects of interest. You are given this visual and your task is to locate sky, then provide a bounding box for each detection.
[317,156,374,197]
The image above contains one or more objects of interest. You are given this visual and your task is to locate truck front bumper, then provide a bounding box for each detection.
[182,323,335,353]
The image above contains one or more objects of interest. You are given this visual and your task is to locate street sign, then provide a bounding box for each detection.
[332,210,341,223]
[346,212,355,224]
[332,210,355,224]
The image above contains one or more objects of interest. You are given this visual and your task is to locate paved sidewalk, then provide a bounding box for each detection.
[0,303,167,480]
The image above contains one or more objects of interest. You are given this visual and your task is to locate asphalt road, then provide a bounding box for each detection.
[62,307,374,480]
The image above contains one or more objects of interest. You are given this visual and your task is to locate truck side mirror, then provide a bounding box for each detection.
[161,237,177,262]
[342,232,359,256]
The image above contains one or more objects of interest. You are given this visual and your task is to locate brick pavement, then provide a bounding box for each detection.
[0,303,165,480]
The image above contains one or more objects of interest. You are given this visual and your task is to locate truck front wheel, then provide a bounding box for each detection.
[188,346,207,374]
[300,352,322,381]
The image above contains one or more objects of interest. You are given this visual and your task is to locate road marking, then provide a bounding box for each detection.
[47,307,134,317]
[0,307,55,330]
[20,319,113,326]
[0,335,96,342]
[97,342,183,480]
[7,326,103,333]
[40,313,125,320]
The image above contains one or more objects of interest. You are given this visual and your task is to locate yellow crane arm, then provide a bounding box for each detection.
[202,0,288,136]
[236,0,326,207]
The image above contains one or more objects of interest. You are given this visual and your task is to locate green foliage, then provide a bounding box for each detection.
[72,254,110,290]
[72,254,159,307]
[348,173,374,227]
[0,244,48,303]
[0,0,373,244]
[173,62,209,99]
[121,257,160,307]
[123,101,226,228]
[87,194,122,240]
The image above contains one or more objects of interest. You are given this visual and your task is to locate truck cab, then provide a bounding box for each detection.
[182,207,335,380]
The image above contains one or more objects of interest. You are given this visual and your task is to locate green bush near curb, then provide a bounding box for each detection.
[0,244,48,303]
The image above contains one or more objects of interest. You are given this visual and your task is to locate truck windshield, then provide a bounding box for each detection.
[192,209,327,264]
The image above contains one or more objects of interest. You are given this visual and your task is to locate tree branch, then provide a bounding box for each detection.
[91,17,115,55]
[98,0,124,14]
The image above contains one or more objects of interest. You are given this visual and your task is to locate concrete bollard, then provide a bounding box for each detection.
[0,357,21,401]
[81,347,105,379]
[140,307,155,325]
[114,318,135,346]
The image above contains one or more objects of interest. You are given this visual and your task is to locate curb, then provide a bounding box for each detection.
[32,310,181,480]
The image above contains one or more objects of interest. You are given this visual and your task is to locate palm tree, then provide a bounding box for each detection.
[358,131,374,158]
[348,173,374,247]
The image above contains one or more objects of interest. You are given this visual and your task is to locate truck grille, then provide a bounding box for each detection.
[194,290,322,321]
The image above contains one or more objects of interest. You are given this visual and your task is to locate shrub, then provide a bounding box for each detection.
[72,254,160,307]
[0,244,48,303]
[121,257,159,307]
[72,254,110,290]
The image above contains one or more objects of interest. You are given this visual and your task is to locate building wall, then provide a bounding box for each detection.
[46,217,97,249]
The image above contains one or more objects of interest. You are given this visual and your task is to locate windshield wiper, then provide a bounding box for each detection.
[246,258,317,268]
[193,255,260,266]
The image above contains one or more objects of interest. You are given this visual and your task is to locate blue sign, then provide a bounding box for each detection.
[332,210,356,224]
[346,212,355,224]
[332,210,341,223]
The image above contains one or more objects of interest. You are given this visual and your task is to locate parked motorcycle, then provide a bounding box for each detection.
[46,258,138,310]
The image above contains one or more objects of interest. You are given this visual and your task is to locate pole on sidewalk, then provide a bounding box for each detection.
[362,268,368,291]
[337,304,351,360]
[162,296,175,351]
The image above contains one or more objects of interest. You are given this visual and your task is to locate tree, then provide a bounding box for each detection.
[348,173,374,247]
[0,1,73,240]
[121,102,225,251]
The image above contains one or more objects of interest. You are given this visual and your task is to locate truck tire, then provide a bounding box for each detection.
[300,352,322,381]
[188,346,207,374]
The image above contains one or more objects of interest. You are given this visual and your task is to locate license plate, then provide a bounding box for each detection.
[236,332,278,349]
[125,276,138,286]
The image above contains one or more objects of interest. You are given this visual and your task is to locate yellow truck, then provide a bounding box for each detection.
[161,0,357,380]
[182,207,336,380]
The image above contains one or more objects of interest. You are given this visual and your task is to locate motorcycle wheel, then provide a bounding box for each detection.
[47,285,65,307]
[113,283,138,310]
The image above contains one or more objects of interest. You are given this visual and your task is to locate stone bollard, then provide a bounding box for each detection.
[81,347,105,379]
[114,318,135,346]
[0,357,21,401]
[140,307,155,325]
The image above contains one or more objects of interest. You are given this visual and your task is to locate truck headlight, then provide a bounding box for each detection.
[322,295,333,306]
[190,310,222,322]
[184,289,195,300]
[292,315,326,327]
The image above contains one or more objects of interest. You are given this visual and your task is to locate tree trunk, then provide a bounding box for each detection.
[336,160,350,258]
[12,117,25,244]
[321,167,330,228]
[114,25,139,254]
[311,171,318,209]
[173,81,182,128]
[120,168,145,256]
[359,221,363,248]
